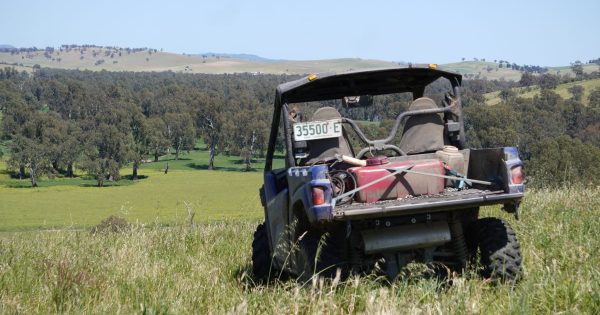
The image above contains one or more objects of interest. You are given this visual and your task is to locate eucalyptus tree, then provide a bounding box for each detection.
[80,102,133,186]
[8,112,63,187]
[129,109,149,180]
[194,93,225,170]
[146,116,169,162]
[164,112,195,160]
[222,95,269,171]
[1,81,34,179]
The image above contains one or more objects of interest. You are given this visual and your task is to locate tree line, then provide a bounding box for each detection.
[1,66,599,187]
[0,67,294,186]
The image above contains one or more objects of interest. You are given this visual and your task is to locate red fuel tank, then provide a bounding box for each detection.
[348,157,445,203]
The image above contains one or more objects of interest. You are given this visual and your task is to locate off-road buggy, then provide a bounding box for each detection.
[253,66,524,282]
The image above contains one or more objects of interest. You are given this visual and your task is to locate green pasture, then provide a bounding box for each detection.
[0,169,263,231]
[0,145,287,231]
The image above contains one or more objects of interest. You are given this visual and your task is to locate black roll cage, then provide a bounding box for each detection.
[265,67,464,171]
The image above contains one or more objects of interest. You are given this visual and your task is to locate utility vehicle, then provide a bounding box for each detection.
[253,66,524,282]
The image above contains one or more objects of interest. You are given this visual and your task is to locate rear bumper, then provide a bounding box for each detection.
[332,190,523,220]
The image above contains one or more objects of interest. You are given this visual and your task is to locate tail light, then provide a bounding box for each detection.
[312,187,325,205]
[511,166,524,184]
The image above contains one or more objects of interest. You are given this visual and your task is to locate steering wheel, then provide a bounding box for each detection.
[356,144,407,159]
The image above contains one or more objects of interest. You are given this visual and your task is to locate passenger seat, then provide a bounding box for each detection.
[399,97,446,155]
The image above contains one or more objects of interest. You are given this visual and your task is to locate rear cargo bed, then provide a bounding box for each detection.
[333,188,523,220]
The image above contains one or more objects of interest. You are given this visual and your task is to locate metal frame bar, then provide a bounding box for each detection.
[343,105,455,155]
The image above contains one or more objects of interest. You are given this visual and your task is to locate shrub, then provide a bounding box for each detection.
[90,215,130,234]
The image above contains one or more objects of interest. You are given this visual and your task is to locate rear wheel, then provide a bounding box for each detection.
[292,213,346,281]
[252,222,273,282]
[467,217,523,283]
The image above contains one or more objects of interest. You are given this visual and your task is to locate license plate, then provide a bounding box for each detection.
[293,119,342,141]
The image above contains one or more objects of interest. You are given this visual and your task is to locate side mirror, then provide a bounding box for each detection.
[342,95,373,108]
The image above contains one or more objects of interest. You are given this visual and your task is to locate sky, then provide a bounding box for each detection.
[2,0,599,66]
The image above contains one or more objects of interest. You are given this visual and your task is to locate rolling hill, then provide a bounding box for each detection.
[440,61,599,81]
[1,46,598,80]
[440,61,523,81]
[0,47,400,75]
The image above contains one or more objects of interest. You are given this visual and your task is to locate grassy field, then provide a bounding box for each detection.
[484,77,600,105]
[0,145,287,231]
[1,187,598,313]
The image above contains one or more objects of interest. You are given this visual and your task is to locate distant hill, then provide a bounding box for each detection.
[440,61,523,81]
[195,53,277,63]
[0,47,400,75]
[439,61,599,81]
[1,46,597,80]
[0,44,15,49]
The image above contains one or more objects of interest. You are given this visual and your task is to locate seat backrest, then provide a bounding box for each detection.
[302,107,354,165]
[399,97,445,155]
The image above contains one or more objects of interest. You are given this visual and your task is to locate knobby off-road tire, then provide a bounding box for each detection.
[294,221,347,282]
[467,217,523,283]
[252,223,273,282]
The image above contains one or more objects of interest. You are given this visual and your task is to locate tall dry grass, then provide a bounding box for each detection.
[1,188,599,314]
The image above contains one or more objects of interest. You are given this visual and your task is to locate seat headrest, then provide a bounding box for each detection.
[311,106,342,121]
[408,97,438,111]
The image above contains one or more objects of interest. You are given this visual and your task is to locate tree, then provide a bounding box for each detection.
[41,113,70,174]
[538,73,559,90]
[164,112,195,160]
[79,102,134,186]
[518,72,536,87]
[8,112,56,187]
[9,136,49,187]
[60,122,82,177]
[464,104,520,149]
[499,88,516,102]
[528,136,600,186]
[567,85,584,102]
[1,81,34,179]
[589,88,600,108]
[81,123,132,186]
[146,117,169,162]
[571,60,584,79]
[195,94,225,170]
[129,111,148,180]
[223,105,269,171]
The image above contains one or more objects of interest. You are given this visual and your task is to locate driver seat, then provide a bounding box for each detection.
[302,107,354,165]
[399,97,446,155]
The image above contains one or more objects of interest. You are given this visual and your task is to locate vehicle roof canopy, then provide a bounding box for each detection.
[275,67,462,106]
